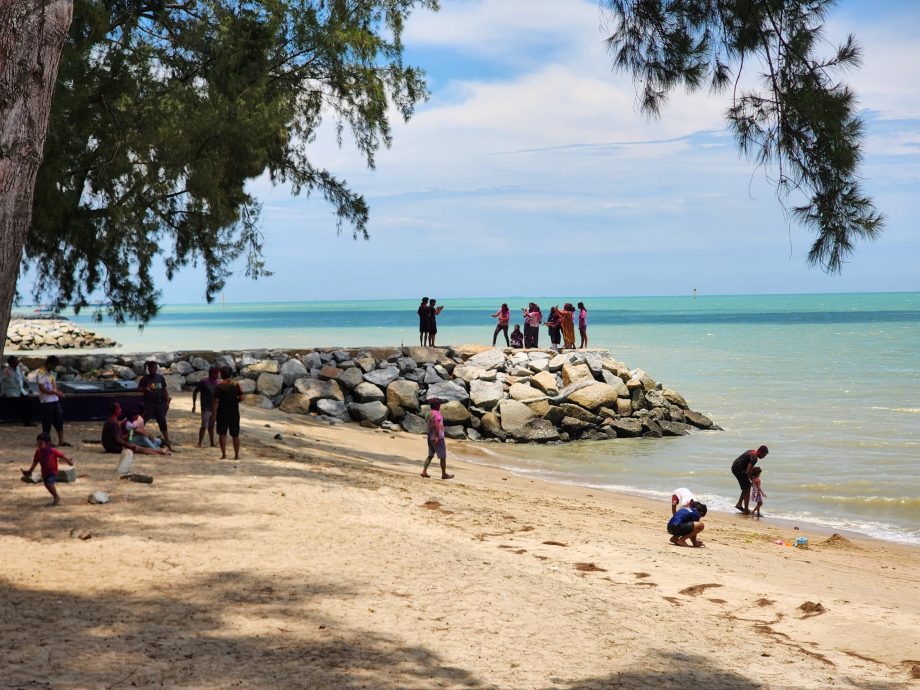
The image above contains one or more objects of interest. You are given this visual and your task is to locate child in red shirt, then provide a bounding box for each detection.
[22,432,73,506]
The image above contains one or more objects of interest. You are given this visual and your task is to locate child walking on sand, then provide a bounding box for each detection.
[421,400,453,480]
[22,432,73,506]
[750,466,766,517]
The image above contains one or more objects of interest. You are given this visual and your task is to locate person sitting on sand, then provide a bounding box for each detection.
[671,487,695,515]
[667,501,707,547]
[510,324,524,349]
[750,466,766,517]
[422,400,453,480]
[124,404,165,450]
[21,432,73,506]
[732,445,768,514]
[101,402,167,456]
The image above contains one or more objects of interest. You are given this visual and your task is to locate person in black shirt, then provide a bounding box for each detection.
[417,297,430,347]
[139,360,172,448]
[427,299,444,347]
[192,367,220,448]
[213,366,243,460]
[732,445,769,514]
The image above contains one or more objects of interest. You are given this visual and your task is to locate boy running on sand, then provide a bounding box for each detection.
[22,432,73,506]
[421,400,453,480]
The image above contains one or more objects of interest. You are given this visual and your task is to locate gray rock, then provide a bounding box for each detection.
[293,378,344,403]
[355,356,376,373]
[190,356,211,371]
[466,428,482,441]
[386,380,420,411]
[662,388,689,409]
[528,358,549,373]
[499,399,536,431]
[600,371,629,396]
[511,418,560,443]
[434,364,451,379]
[423,366,443,385]
[642,419,664,437]
[395,356,417,373]
[445,425,467,440]
[364,367,400,387]
[354,381,386,403]
[319,365,344,381]
[659,420,694,436]
[404,347,438,364]
[186,370,208,385]
[302,352,323,370]
[337,367,365,390]
[452,364,486,382]
[332,350,352,363]
[467,348,507,371]
[605,418,643,437]
[401,413,427,435]
[425,380,470,405]
[509,383,544,401]
[548,353,572,372]
[173,360,194,376]
[529,370,559,395]
[479,412,506,440]
[111,365,135,380]
[559,403,600,423]
[440,401,470,425]
[645,390,667,408]
[683,410,714,429]
[347,401,388,425]
[162,374,184,393]
[279,359,308,385]
[214,354,236,371]
[469,380,503,409]
[566,383,622,411]
[243,394,274,409]
[238,378,256,394]
[247,359,280,375]
[279,393,312,414]
[380,420,401,432]
[256,372,284,397]
[561,416,592,434]
[552,379,595,403]
[316,399,351,422]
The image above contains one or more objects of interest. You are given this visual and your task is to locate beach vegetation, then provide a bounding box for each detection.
[603,0,884,273]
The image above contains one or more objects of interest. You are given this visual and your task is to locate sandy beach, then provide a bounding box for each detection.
[1,394,918,689]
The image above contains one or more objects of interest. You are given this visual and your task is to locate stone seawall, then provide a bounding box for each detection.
[6,317,116,351]
[18,345,717,443]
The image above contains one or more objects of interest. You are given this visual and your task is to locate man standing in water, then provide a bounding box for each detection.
[417,297,430,347]
[732,445,769,514]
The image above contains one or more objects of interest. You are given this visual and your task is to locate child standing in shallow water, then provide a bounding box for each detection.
[750,466,766,517]
[422,400,453,480]
[22,432,73,506]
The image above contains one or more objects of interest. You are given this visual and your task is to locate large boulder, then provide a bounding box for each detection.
[553,379,596,403]
[364,367,400,387]
[566,383,621,411]
[548,353,572,372]
[355,356,376,373]
[559,403,599,423]
[279,359,308,385]
[631,369,657,392]
[293,378,344,403]
[509,383,544,401]
[662,388,689,409]
[441,401,471,425]
[395,356,417,373]
[190,356,211,371]
[387,380,420,411]
[337,367,365,390]
[561,362,594,387]
[316,399,351,422]
[423,367,443,385]
[302,352,323,370]
[530,370,559,396]
[452,364,486,382]
[615,397,632,416]
[256,372,284,397]
[401,413,428,435]
[525,399,551,417]
[499,399,536,431]
[279,393,312,415]
[605,418,643,437]
[173,360,194,376]
[445,425,467,440]
[600,372,629,397]
[238,378,256,394]
[186,370,208,385]
[246,359,280,375]
[659,420,694,436]
[404,347,438,365]
[467,348,507,371]
[561,416,592,434]
[354,381,386,403]
[425,380,470,405]
[318,365,344,381]
[469,380,503,409]
[683,410,714,429]
[347,401,388,425]
[511,418,560,443]
[645,390,667,408]
[162,374,184,393]
[479,412,506,440]
[243,394,274,409]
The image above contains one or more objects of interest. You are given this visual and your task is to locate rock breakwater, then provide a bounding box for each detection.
[6,318,116,351]
[23,345,716,443]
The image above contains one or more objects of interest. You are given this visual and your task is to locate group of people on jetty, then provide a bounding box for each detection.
[416,298,590,350]
[5,356,244,506]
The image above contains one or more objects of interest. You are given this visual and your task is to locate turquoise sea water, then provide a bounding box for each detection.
[63,293,920,544]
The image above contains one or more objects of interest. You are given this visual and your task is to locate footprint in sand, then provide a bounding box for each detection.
[542,540,568,547]
[679,583,723,597]
[797,601,827,618]
[755,598,775,607]
[574,562,607,572]
[662,596,683,606]
[633,572,650,579]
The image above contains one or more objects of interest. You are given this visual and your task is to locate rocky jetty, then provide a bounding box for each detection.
[22,346,716,443]
[5,317,116,351]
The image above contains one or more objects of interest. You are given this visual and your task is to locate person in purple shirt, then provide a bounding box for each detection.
[577,301,588,349]
[667,502,707,547]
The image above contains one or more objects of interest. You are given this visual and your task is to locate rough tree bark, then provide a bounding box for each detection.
[0,0,72,355]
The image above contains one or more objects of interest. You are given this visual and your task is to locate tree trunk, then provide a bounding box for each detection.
[0,0,72,355]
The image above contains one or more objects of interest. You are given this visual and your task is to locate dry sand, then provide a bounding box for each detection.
[1,394,918,689]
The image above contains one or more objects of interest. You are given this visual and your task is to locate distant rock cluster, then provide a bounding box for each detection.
[5,318,116,351]
[36,345,716,444]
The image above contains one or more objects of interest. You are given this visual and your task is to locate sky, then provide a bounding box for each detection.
[35,0,920,304]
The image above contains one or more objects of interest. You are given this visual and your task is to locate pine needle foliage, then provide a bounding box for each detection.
[603,0,883,272]
[27,0,437,322]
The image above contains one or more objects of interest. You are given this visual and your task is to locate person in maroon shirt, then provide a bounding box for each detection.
[21,432,73,506]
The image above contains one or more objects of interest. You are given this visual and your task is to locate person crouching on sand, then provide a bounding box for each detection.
[671,487,695,515]
[422,400,453,480]
[22,432,73,506]
[667,501,707,547]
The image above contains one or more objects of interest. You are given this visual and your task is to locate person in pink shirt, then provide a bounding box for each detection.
[421,400,453,479]
[577,301,589,348]
[491,303,511,346]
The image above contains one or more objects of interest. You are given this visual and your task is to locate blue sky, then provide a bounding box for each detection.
[48,0,920,304]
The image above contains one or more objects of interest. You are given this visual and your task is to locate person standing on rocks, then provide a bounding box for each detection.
[556,304,576,349]
[417,297,430,347]
[36,355,68,446]
[522,303,543,348]
[427,299,444,347]
[213,366,243,460]
[732,445,769,514]
[577,302,589,349]
[140,360,172,448]
[2,355,33,426]
[422,400,453,480]
[192,366,220,447]
[491,303,511,346]
[545,306,562,351]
